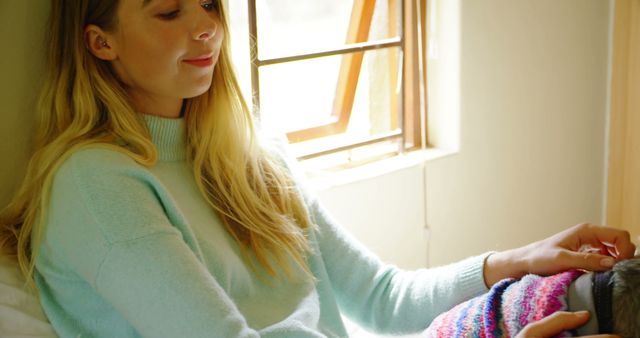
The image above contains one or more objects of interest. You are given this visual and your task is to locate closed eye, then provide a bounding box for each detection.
[158,1,217,20]
[158,10,179,20]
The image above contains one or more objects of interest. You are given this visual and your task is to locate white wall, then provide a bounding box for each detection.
[316,164,429,270]
[316,0,612,269]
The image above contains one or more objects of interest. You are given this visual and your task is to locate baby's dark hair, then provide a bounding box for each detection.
[612,256,640,337]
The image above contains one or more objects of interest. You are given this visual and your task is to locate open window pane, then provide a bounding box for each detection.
[259,47,402,156]
[258,55,338,133]
[225,0,423,161]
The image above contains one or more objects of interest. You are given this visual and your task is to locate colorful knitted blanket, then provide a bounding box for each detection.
[424,270,584,338]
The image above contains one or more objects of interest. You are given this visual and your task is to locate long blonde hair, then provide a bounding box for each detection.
[0,0,314,290]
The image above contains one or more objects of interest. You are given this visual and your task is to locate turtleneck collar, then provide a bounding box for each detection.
[142,114,186,162]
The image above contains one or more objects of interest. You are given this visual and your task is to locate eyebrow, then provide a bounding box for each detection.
[142,0,152,7]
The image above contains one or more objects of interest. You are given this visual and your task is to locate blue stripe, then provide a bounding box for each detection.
[482,278,516,337]
[453,296,479,336]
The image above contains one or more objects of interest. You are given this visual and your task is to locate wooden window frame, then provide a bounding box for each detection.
[247,0,428,160]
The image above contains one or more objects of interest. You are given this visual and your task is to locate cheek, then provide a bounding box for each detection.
[123,28,182,79]
[211,29,225,63]
[154,27,182,55]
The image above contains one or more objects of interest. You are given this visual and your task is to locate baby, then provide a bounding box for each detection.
[424,257,640,337]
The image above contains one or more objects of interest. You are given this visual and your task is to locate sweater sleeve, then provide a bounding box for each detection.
[44,148,260,338]
[308,197,492,335]
[263,139,493,334]
[262,137,495,334]
[262,142,491,334]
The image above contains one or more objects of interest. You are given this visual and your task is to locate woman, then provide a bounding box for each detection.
[0,1,634,337]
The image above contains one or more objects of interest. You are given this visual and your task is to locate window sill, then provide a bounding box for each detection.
[303,147,459,191]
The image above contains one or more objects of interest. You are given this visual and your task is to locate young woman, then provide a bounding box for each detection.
[0,1,634,337]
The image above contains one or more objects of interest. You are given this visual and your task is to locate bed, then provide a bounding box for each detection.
[0,255,57,337]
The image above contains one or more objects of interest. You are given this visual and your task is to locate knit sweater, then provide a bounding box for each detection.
[34,114,491,338]
[424,270,584,337]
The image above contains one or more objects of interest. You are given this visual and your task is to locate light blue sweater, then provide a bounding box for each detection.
[34,114,491,338]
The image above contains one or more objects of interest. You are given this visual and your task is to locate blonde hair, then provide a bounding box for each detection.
[0,0,314,291]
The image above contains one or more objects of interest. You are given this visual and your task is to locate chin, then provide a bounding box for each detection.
[183,83,213,99]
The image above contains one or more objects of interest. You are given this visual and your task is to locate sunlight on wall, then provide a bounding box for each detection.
[425,0,460,151]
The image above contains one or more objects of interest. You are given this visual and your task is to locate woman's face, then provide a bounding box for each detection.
[101,0,224,109]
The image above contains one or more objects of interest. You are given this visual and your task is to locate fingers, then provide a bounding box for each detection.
[518,311,590,337]
[561,250,618,272]
[570,224,635,260]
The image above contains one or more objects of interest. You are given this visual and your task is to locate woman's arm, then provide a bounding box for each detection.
[483,223,635,287]
[307,197,491,334]
[267,139,491,334]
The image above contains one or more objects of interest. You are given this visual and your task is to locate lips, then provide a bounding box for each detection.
[185,53,213,61]
[184,57,213,67]
[183,53,214,67]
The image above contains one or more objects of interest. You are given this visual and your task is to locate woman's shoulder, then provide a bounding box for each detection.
[52,144,151,190]
[47,144,173,243]
[65,144,141,168]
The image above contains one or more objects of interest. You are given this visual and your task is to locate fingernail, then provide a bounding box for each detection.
[601,257,615,267]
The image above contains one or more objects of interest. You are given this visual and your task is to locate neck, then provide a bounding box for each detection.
[129,90,184,119]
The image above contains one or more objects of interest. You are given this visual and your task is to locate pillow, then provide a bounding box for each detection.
[0,255,57,338]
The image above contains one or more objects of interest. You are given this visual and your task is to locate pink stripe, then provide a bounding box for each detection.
[532,276,555,320]
[502,283,518,337]
[433,302,466,336]
[518,276,543,327]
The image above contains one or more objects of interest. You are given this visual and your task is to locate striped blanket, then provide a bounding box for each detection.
[425,270,584,338]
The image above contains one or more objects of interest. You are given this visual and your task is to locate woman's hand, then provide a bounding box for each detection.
[484,223,636,287]
[516,311,619,338]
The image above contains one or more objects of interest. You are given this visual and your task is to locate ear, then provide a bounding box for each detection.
[84,24,117,61]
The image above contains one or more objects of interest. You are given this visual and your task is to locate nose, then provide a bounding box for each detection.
[193,12,218,41]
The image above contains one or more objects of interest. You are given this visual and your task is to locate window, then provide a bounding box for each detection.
[227,0,427,164]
